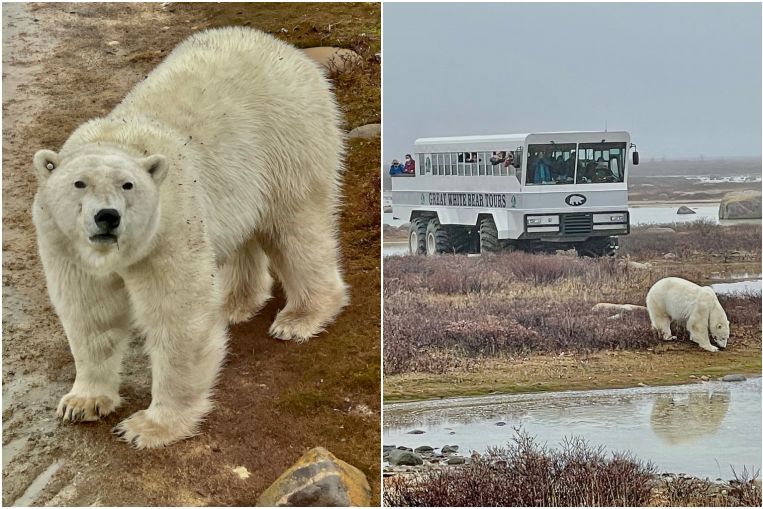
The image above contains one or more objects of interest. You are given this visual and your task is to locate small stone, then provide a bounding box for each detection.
[406,429,425,434]
[495,421,507,426]
[414,446,434,454]
[677,206,696,215]
[441,445,459,454]
[348,123,381,140]
[701,375,710,381]
[107,41,120,47]
[396,446,412,452]
[722,374,746,382]
[388,449,423,466]
[446,456,466,465]
[663,253,677,259]
[232,466,250,479]
[382,445,395,452]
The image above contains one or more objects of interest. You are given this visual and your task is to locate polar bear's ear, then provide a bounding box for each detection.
[140,154,168,186]
[32,149,61,181]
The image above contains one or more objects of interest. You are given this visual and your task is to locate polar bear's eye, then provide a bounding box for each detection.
[74,181,86,189]
[122,182,134,190]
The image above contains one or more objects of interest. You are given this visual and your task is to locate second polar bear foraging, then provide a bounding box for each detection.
[32,27,348,448]
[646,277,730,352]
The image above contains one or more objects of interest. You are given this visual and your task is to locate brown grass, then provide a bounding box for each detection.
[384,430,657,507]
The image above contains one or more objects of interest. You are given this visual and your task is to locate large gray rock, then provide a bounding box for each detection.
[719,190,762,219]
[388,449,423,466]
[300,47,362,71]
[677,205,696,215]
[348,123,381,140]
[256,447,371,506]
[721,374,747,382]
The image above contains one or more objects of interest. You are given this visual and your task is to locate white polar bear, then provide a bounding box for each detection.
[645,277,729,352]
[32,27,348,448]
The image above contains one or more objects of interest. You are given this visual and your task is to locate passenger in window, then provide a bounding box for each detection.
[533,155,552,184]
[503,151,514,168]
[490,151,506,166]
[404,154,416,174]
[389,159,405,176]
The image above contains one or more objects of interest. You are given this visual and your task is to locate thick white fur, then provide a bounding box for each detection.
[645,277,730,353]
[32,27,348,448]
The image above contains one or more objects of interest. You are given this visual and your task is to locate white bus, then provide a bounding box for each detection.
[390,131,639,257]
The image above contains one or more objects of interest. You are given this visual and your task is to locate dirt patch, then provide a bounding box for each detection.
[2,2,380,506]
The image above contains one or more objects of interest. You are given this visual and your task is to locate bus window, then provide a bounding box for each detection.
[526,143,575,185]
[576,143,626,184]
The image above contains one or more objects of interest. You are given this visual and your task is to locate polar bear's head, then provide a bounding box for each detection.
[707,292,730,349]
[33,147,168,273]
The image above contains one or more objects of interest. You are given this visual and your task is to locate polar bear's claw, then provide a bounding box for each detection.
[269,309,326,342]
[113,410,189,449]
[57,393,118,422]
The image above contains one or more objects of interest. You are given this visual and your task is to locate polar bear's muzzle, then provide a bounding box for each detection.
[89,208,121,245]
[710,338,727,350]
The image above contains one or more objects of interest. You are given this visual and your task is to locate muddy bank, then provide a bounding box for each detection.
[2,2,380,506]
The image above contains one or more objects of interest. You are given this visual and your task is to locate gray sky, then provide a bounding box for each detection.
[383,2,762,161]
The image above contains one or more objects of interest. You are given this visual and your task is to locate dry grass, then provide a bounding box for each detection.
[384,251,761,377]
[620,221,761,260]
[384,430,657,507]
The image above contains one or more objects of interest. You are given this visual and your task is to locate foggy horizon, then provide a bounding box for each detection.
[383,3,762,163]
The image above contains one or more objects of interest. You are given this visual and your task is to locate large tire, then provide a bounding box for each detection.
[448,226,471,254]
[425,218,451,255]
[479,217,500,254]
[575,237,618,257]
[408,218,427,255]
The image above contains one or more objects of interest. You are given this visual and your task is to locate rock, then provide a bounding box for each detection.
[348,123,381,140]
[446,456,466,465]
[495,421,507,426]
[592,303,646,313]
[256,447,371,506]
[396,446,413,452]
[701,375,710,381]
[645,226,675,233]
[677,206,696,215]
[663,253,676,259]
[722,374,747,382]
[300,47,362,71]
[719,190,762,219]
[388,449,423,466]
[414,446,434,454]
[232,466,251,479]
[382,445,395,453]
[441,445,459,454]
[106,41,120,47]
[406,429,425,435]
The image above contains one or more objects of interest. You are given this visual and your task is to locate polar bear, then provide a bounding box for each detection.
[32,27,348,448]
[645,277,729,352]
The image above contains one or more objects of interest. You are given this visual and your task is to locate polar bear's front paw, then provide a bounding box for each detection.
[112,410,192,449]
[57,392,119,422]
[269,308,325,342]
[700,343,718,353]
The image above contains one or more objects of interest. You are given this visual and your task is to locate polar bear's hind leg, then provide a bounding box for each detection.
[221,237,273,324]
[647,306,675,341]
[265,208,348,342]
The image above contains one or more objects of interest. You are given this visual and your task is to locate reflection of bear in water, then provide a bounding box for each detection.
[650,391,730,444]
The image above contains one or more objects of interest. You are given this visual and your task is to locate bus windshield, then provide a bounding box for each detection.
[526,142,626,185]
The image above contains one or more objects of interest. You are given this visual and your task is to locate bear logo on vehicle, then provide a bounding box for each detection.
[510,195,517,208]
[565,194,587,206]
[420,193,427,205]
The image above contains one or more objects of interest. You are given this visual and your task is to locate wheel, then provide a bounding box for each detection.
[479,217,500,254]
[425,218,451,255]
[448,226,471,254]
[575,237,618,257]
[408,218,427,255]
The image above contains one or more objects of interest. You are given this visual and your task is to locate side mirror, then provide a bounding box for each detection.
[632,151,640,166]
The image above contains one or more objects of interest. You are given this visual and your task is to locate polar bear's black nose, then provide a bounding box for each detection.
[95,208,121,231]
